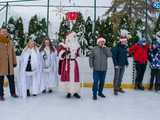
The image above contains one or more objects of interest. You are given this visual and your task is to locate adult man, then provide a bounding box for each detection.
[111,31,129,95]
[89,37,111,100]
[129,34,149,90]
[59,32,81,99]
[0,28,18,101]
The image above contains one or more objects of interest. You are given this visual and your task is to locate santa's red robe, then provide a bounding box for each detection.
[58,47,80,94]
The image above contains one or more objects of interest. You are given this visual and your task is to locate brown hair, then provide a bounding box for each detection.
[39,37,55,53]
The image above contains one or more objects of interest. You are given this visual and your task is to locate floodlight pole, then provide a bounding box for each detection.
[93,0,96,45]
[145,0,148,40]
[47,0,50,36]
[5,2,9,26]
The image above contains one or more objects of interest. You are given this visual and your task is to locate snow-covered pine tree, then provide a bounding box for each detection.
[94,17,101,44]
[58,17,70,42]
[7,16,16,39]
[72,12,87,55]
[15,17,25,55]
[28,15,47,46]
[154,15,160,33]
[85,16,93,51]
[99,17,115,47]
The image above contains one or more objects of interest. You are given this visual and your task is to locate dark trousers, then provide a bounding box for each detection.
[0,75,16,97]
[135,62,147,86]
[113,66,125,90]
[149,69,160,90]
[92,71,106,96]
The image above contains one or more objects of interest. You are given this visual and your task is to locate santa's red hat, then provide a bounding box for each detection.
[97,37,106,44]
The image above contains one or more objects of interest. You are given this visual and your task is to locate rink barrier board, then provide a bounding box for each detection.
[80,83,150,89]
[4,80,150,89]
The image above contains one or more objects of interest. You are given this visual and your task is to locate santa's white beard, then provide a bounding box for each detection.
[66,38,80,49]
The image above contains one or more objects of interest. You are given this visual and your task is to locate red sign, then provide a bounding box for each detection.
[66,12,79,21]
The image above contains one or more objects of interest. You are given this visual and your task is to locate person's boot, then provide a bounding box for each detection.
[66,93,71,98]
[48,89,53,93]
[155,84,159,92]
[98,93,106,98]
[134,83,139,90]
[148,84,153,91]
[33,94,37,96]
[118,88,125,93]
[93,95,97,100]
[73,93,81,99]
[0,96,5,101]
[27,89,30,97]
[11,93,18,98]
[114,89,118,96]
[138,84,144,90]
[42,90,46,94]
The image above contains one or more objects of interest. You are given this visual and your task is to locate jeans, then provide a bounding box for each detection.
[113,66,125,90]
[92,71,106,96]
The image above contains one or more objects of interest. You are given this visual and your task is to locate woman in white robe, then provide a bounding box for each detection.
[18,40,41,98]
[39,37,58,93]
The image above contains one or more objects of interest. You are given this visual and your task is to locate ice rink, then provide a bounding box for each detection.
[0,88,160,120]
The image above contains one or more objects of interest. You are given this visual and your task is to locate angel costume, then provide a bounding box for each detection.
[18,48,41,98]
[40,47,58,93]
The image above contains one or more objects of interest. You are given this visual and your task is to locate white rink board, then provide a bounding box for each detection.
[14,56,151,84]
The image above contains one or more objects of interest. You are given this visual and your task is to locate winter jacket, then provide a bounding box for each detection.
[0,35,17,75]
[89,46,111,71]
[149,42,160,69]
[129,43,149,64]
[111,43,128,66]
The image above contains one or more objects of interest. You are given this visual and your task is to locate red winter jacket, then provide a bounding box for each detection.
[129,43,149,64]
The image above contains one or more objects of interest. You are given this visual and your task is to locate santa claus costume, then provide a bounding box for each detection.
[18,40,41,98]
[59,32,81,99]
[39,37,58,93]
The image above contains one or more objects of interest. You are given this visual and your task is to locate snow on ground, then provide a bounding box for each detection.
[0,88,160,120]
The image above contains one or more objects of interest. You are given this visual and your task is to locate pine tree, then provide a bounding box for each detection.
[72,12,87,55]
[85,16,93,50]
[28,15,47,45]
[58,17,70,42]
[154,15,160,33]
[15,17,25,55]
[94,17,101,41]
[100,17,115,47]
[7,17,16,38]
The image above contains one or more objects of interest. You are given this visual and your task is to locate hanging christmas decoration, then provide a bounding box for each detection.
[66,12,79,22]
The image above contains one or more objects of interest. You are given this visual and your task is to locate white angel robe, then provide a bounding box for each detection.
[18,48,41,98]
[40,47,58,92]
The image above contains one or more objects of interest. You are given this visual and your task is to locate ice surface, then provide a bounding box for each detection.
[0,88,160,120]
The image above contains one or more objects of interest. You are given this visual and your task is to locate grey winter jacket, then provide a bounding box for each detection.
[89,46,112,71]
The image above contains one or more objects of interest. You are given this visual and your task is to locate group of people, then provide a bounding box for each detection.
[0,27,160,101]
[0,28,81,101]
[89,30,160,100]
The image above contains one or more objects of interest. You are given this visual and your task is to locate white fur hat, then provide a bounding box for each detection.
[97,37,106,44]
[59,42,67,48]
[120,29,128,37]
